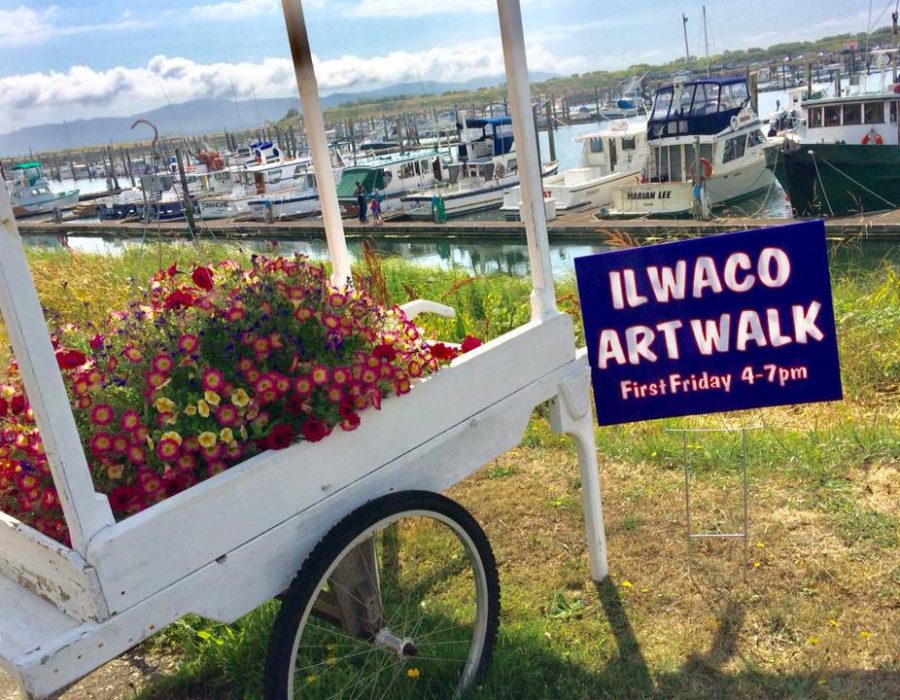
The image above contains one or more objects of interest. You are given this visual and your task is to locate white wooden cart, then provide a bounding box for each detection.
[0,2,608,697]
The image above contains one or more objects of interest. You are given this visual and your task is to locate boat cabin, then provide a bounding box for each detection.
[802,91,900,146]
[457,115,515,162]
[8,162,46,188]
[647,76,750,139]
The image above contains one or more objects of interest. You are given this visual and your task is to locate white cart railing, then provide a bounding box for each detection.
[0,2,608,697]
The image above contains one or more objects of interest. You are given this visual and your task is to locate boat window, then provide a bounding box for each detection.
[669,144,683,182]
[892,102,898,123]
[651,88,673,120]
[267,170,282,184]
[383,170,393,187]
[722,134,746,163]
[683,143,696,168]
[808,107,823,128]
[621,137,637,150]
[824,105,841,126]
[590,137,603,153]
[747,129,766,147]
[414,161,421,175]
[700,143,714,163]
[865,102,885,124]
[508,158,517,171]
[400,163,414,178]
[675,84,696,116]
[691,83,720,116]
[843,103,862,125]
[292,166,304,179]
[306,174,316,189]
[720,82,749,110]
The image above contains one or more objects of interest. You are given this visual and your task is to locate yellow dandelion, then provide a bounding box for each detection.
[204,390,221,406]
[231,388,250,407]
[406,668,420,679]
[807,636,820,646]
[621,580,633,588]
[752,561,761,568]
[197,399,210,418]
[859,631,872,639]
[183,404,197,416]
[304,675,316,684]
[324,657,337,667]
[198,431,217,449]
[154,397,175,413]
[827,619,840,628]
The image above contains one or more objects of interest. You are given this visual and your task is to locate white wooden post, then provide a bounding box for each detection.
[281,0,352,288]
[0,186,114,554]
[496,0,557,321]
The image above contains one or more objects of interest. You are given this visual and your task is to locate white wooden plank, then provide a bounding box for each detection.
[14,367,562,699]
[0,186,114,555]
[88,315,576,614]
[0,514,106,622]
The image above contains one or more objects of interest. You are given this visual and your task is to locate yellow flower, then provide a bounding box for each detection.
[859,631,872,639]
[324,657,337,667]
[204,390,221,406]
[146,436,155,450]
[752,561,761,568]
[621,580,633,588]
[304,675,316,684]
[197,400,210,418]
[220,428,234,444]
[107,464,124,480]
[0,386,14,399]
[231,388,250,408]
[163,414,178,425]
[198,431,217,449]
[154,397,175,413]
[240,425,248,440]
[406,668,420,679]
[827,619,840,628]
[807,636,820,646]
[183,404,197,416]
[161,431,182,445]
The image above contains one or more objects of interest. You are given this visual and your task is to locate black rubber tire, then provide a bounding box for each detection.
[263,490,500,699]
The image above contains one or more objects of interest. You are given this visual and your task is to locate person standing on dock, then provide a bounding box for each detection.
[371,188,383,226]
[355,182,367,223]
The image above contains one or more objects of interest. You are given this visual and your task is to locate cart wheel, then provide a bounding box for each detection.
[264,490,499,698]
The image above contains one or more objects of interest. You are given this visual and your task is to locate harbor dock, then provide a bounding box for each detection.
[16,207,900,242]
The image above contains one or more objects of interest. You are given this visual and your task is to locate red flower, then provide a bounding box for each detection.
[373,343,398,361]
[108,485,137,514]
[167,263,179,277]
[430,342,459,361]
[56,349,87,370]
[266,423,295,450]
[461,335,483,353]
[192,266,214,291]
[164,289,194,310]
[301,418,329,443]
[0,398,7,416]
[10,394,26,415]
[89,334,104,350]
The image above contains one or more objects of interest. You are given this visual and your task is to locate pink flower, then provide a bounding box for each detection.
[461,335,483,353]
[123,345,143,364]
[90,433,113,456]
[192,266,214,291]
[120,409,141,432]
[156,438,181,462]
[151,353,174,373]
[90,403,114,427]
[310,364,330,386]
[216,404,238,427]
[177,334,199,354]
[201,368,225,392]
[301,418,329,443]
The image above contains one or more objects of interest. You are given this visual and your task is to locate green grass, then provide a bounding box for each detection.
[7,245,898,699]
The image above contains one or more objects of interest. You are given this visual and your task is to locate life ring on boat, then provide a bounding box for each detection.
[495,164,506,178]
[861,130,884,145]
[730,115,739,131]
[688,157,714,180]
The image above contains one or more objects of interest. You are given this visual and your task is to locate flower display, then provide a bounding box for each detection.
[0,255,478,545]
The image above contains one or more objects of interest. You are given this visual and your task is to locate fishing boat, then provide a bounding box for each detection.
[4,162,79,217]
[765,52,900,217]
[501,120,648,216]
[336,147,446,218]
[400,114,557,219]
[95,173,193,222]
[196,142,316,220]
[602,75,775,218]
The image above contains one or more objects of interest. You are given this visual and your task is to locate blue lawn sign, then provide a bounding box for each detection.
[574,221,842,426]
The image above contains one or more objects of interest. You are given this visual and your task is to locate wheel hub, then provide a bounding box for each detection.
[375,628,418,658]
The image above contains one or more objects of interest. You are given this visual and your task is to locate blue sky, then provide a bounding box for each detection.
[0,0,885,129]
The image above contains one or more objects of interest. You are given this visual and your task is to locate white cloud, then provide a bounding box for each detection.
[345,0,497,18]
[0,5,153,46]
[189,0,278,20]
[1,38,568,129]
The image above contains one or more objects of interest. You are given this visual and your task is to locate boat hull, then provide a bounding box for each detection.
[11,190,79,217]
[767,143,900,217]
[247,191,320,220]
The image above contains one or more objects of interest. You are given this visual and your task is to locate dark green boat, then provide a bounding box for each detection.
[765,80,900,217]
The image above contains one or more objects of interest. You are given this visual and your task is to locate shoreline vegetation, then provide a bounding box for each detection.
[4,244,897,698]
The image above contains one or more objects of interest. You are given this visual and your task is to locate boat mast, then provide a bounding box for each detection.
[703,5,710,78]
[682,14,691,69]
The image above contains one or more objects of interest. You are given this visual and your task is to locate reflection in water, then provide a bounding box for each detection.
[24,232,895,279]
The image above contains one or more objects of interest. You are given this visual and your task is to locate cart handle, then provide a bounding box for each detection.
[399,299,456,320]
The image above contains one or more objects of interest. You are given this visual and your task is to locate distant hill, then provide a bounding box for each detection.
[0,72,558,156]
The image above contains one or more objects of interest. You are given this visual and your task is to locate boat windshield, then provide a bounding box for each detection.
[720,81,749,110]
[690,83,720,116]
[651,88,673,120]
